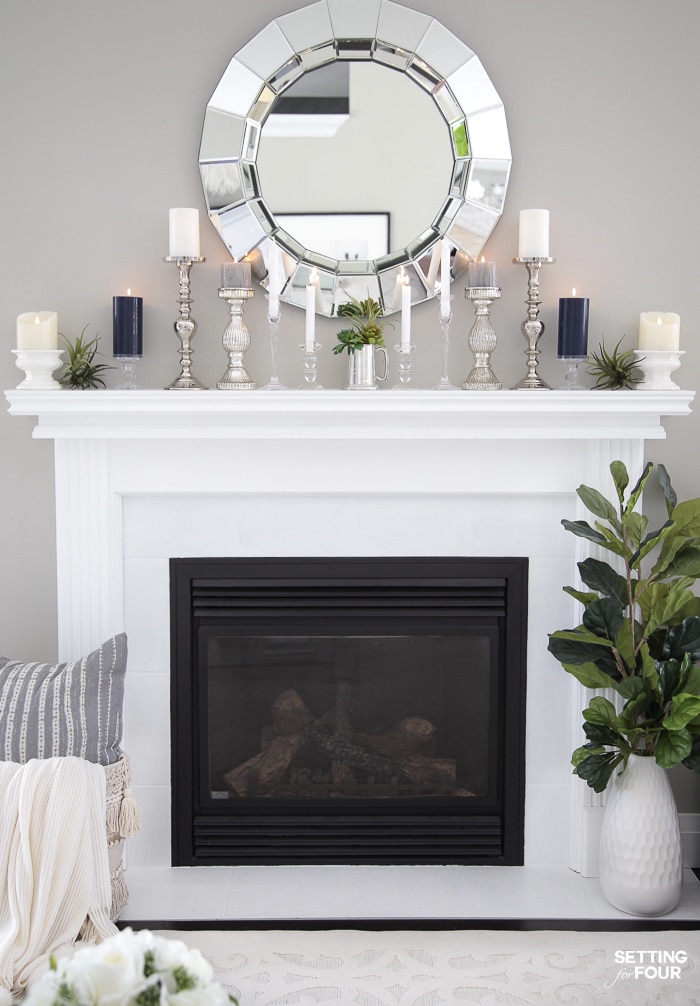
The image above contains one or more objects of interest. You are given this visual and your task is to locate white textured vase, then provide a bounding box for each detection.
[599,754,683,916]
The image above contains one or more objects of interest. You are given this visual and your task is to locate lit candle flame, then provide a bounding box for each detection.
[657,316,662,325]
[572,287,576,296]
[127,288,132,296]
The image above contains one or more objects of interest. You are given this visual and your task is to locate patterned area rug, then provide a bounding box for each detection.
[156,928,700,1005]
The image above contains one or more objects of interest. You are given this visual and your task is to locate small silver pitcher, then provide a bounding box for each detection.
[345,344,389,390]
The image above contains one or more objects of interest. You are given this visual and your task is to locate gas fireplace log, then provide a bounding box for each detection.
[271,689,316,735]
[332,682,355,785]
[397,754,456,788]
[224,731,305,797]
[354,716,438,758]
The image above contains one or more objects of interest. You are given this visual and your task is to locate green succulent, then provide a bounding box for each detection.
[587,337,642,390]
[59,326,112,389]
[548,461,700,792]
[333,295,392,355]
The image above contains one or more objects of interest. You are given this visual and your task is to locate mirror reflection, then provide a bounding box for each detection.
[257,61,453,260]
[199,0,512,316]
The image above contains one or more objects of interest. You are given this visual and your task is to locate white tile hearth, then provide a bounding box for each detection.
[120,865,700,922]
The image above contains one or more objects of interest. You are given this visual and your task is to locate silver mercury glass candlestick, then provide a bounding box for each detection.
[463,287,502,390]
[217,285,256,389]
[512,256,555,390]
[164,256,207,390]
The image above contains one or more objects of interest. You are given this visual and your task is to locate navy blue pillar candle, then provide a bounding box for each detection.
[113,292,143,357]
[557,291,589,357]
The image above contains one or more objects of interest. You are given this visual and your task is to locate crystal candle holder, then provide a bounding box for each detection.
[12,349,64,390]
[114,356,142,390]
[557,355,588,390]
[260,314,288,390]
[633,349,684,390]
[392,345,415,388]
[299,342,323,389]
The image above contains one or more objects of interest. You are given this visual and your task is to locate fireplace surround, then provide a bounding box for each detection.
[170,555,527,865]
[5,387,695,894]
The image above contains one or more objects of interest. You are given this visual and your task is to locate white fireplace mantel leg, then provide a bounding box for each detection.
[54,439,123,660]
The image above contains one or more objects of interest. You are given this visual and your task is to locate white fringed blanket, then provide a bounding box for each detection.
[0,757,117,996]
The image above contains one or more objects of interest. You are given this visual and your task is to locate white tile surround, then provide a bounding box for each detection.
[6,387,699,922]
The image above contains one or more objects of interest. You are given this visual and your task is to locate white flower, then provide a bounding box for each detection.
[22,930,235,1006]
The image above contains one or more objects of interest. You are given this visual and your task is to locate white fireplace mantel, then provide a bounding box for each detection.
[5,386,697,913]
[5,387,694,441]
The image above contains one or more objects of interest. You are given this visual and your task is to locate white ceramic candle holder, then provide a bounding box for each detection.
[12,349,64,390]
[633,349,684,390]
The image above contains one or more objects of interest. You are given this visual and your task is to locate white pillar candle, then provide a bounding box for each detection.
[17,311,58,349]
[401,276,411,350]
[440,239,452,319]
[639,312,680,351]
[169,207,200,258]
[267,247,282,320]
[221,260,251,289]
[518,209,550,258]
[305,271,318,352]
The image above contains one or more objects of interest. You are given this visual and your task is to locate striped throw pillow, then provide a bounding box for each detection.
[0,634,127,765]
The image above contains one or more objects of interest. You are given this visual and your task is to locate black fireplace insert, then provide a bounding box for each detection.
[170,556,527,865]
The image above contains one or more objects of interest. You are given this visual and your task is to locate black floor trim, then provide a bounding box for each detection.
[118,918,700,932]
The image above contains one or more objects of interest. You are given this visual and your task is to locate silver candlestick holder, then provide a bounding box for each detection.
[164,256,207,390]
[512,256,555,390]
[217,287,256,390]
[463,287,502,390]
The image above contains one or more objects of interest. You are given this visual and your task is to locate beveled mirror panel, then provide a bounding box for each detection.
[199,0,511,315]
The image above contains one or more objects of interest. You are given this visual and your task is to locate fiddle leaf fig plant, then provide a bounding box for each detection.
[548,460,700,792]
[333,295,392,355]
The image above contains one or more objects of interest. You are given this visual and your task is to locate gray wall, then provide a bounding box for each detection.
[1,2,699,808]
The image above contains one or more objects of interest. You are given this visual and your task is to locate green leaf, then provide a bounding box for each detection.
[578,557,628,608]
[559,659,623,689]
[610,460,629,501]
[623,461,653,518]
[561,519,608,547]
[613,618,636,671]
[630,520,674,567]
[576,750,625,792]
[582,696,618,727]
[640,648,659,688]
[624,511,649,552]
[576,485,619,524]
[562,585,601,606]
[583,722,622,746]
[655,729,693,768]
[614,674,647,700]
[658,659,683,703]
[664,693,700,731]
[660,545,700,580]
[664,618,700,660]
[670,498,700,537]
[657,463,677,516]
[592,522,626,557]
[582,596,624,643]
[682,735,700,773]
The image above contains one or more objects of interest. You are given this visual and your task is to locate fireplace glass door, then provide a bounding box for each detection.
[171,557,527,865]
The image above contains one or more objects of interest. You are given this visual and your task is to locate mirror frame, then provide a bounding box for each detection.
[199,0,511,316]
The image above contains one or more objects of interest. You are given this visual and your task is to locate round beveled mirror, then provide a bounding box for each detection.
[199,0,511,316]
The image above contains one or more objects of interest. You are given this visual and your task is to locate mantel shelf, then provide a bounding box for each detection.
[5,388,694,441]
